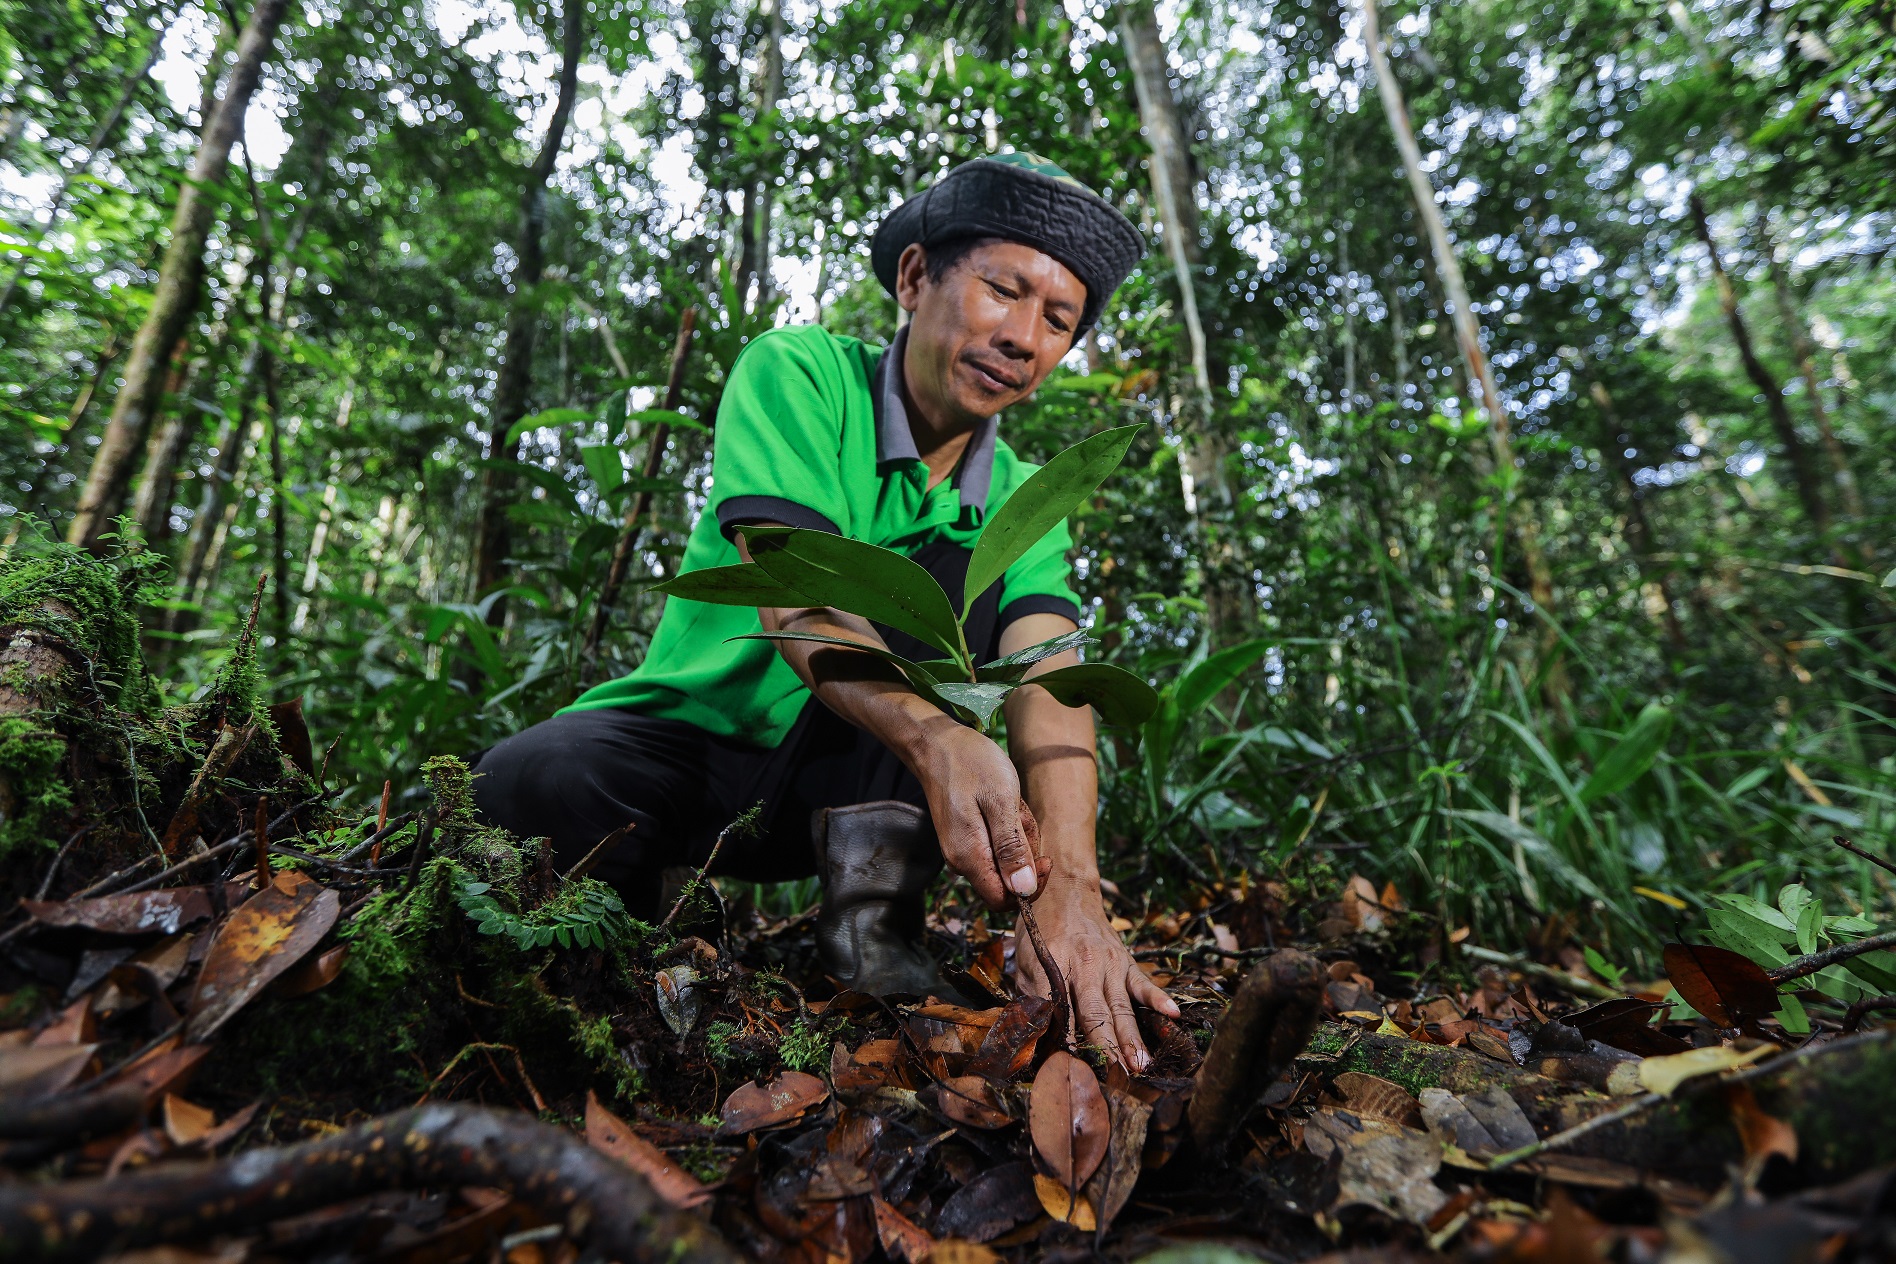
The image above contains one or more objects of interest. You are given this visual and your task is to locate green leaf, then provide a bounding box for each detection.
[471,458,581,514]
[975,628,1094,682]
[579,442,625,494]
[1774,993,1810,1035]
[1706,909,1792,964]
[504,406,595,446]
[1795,899,1824,956]
[963,424,1142,609]
[654,563,818,608]
[1826,914,1878,934]
[1578,701,1673,802]
[1174,638,1275,721]
[625,406,709,433]
[743,528,966,663]
[931,681,1015,728]
[1713,893,1796,935]
[1024,663,1160,726]
[1777,884,1813,925]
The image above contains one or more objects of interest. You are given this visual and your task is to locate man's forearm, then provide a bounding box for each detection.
[1000,614,1100,890]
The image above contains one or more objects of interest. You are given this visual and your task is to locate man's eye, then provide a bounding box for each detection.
[987,280,1015,299]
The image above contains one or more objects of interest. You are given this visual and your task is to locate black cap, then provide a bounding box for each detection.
[871,152,1145,334]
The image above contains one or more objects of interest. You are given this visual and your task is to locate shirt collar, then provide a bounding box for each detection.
[874,324,998,521]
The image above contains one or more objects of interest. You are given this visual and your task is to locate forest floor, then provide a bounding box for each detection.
[2,558,1894,1263]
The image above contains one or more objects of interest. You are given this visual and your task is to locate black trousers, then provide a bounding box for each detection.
[471,542,1002,905]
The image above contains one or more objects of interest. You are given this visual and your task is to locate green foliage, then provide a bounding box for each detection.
[0,717,71,857]
[454,872,640,951]
[1703,882,1894,1002]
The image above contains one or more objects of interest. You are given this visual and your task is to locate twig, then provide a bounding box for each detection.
[1828,834,1896,879]
[33,827,90,900]
[404,809,438,888]
[266,845,386,878]
[1487,1027,1894,1171]
[1767,928,1896,985]
[1842,996,1896,1033]
[1461,943,1622,1001]
[338,810,418,864]
[420,1042,547,1113]
[563,821,634,882]
[661,806,757,931]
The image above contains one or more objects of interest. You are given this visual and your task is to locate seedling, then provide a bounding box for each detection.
[656,424,1159,732]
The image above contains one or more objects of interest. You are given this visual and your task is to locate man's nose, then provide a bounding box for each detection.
[991,301,1040,360]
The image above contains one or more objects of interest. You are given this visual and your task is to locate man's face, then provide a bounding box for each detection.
[896,239,1086,427]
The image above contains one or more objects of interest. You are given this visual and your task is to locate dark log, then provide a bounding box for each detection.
[1187,948,1325,1153]
[0,1083,146,1143]
[0,1103,738,1263]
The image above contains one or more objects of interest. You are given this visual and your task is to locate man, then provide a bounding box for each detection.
[475,153,1180,1069]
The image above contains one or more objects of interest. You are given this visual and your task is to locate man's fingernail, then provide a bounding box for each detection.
[1132,1048,1150,1070]
[1009,866,1038,897]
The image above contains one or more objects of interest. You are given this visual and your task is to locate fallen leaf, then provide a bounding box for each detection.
[719,1070,828,1135]
[1637,1043,1774,1096]
[933,1162,1040,1243]
[1029,1050,1109,1193]
[966,995,1053,1080]
[1726,1082,1797,1180]
[106,1042,212,1104]
[31,997,95,1046]
[264,945,349,1000]
[194,1099,262,1152]
[1465,1025,1520,1065]
[585,1090,710,1209]
[185,872,339,1042]
[1418,1086,1537,1156]
[1304,1109,1447,1225]
[1563,996,1690,1057]
[872,1196,935,1264]
[21,887,215,936]
[0,1043,98,1101]
[655,964,701,1037]
[1663,943,1778,1029]
[1334,1071,1423,1128]
[162,1093,216,1145]
[925,1242,1002,1264]
[931,1075,1013,1130]
[1089,1082,1153,1231]
[1341,875,1385,932]
[1032,1172,1098,1230]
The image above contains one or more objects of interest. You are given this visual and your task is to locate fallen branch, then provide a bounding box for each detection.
[0,1083,145,1144]
[1188,948,1325,1154]
[1826,834,1896,880]
[0,1103,737,1263]
[1767,929,1896,985]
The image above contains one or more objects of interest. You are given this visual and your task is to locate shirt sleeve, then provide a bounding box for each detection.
[707,329,849,539]
[998,517,1083,627]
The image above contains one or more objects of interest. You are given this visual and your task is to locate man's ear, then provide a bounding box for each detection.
[893,242,929,314]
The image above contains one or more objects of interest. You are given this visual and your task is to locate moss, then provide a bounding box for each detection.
[0,542,162,713]
[1307,1024,1350,1057]
[778,1017,831,1072]
[1334,1038,1443,1097]
[0,718,71,855]
[422,755,478,833]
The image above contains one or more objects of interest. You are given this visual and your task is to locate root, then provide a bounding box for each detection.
[0,1103,738,1263]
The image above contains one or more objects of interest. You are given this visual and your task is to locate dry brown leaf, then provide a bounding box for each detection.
[1662,943,1778,1029]
[1089,1082,1153,1232]
[162,1093,216,1146]
[926,1242,1002,1264]
[0,1043,98,1101]
[21,887,215,936]
[872,1197,935,1264]
[1031,1173,1098,1230]
[1029,1050,1109,1192]
[31,997,96,1046]
[966,996,1053,1080]
[185,871,339,1043]
[1726,1082,1797,1179]
[719,1070,828,1135]
[933,1075,1013,1130]
[1334,1071,1423,1128]
[1636,1043,1772,1097]
[1341,875,1385,932]
[106,1042,212,1104]
[264,945,349,1000]
[1304,1109,1447,1226]
[584,1090,710,1209]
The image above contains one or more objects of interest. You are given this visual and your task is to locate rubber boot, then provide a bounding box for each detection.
[812,801,951,999]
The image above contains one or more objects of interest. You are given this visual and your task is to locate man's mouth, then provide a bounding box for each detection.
[963,357,1024,392]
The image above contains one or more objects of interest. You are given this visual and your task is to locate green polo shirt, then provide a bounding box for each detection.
[564,323,1084,748]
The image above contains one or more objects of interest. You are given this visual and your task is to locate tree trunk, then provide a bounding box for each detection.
[1360,0,1565,707]
[736,0,784,312]
[469,0,585,624]
[0,15,173,316]
[1758,219,1865,542]
[1590,382,1687,652]
[264,346,290,652]
[1686,195,1831,536]
[65,0,293,553]
[1118,0,1246,641]
[129,347,205,544]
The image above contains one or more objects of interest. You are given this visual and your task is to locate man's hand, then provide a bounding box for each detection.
[1016,878,1181,1071]
[911,719,1047,908]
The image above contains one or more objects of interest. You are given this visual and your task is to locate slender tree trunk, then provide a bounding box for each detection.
[65,0,292,552]
[0,15,173,316]
[469,0,584,623]
[1118,0,1246,640]
[263,347,289,649]
[1757,220,1865,542]
[736,0,784,312]
[1590,382,1687,652]
[130,345,206,543]
[1687,195,1831,536]
[1360,0,1565,706]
